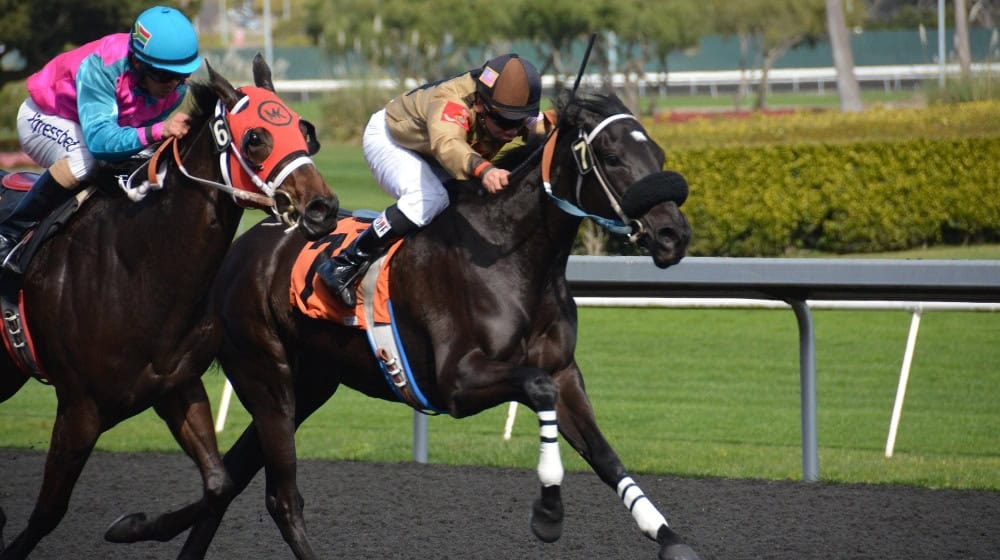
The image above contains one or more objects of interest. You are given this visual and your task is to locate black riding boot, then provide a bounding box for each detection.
[0,171,74,271]
[318,204,418,307]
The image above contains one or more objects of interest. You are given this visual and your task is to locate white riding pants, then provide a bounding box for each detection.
[362,109,453,227]
[16,98,96,182]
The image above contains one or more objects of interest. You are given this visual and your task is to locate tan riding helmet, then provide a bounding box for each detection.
[475,54,542,120]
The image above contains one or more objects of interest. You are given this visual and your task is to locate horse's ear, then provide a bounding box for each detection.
[252,53,275,92]
[300,119,321,155]
[206,59,242,110]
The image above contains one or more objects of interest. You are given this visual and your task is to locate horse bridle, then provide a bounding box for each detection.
[540,113,642,240]
[139,92,314,229]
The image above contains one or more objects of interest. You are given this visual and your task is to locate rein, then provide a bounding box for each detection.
[149,133,275,208]
[540,113,639,238]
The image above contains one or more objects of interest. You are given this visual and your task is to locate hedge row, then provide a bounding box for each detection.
[646,102,1000,256]
[650,101,1000,149]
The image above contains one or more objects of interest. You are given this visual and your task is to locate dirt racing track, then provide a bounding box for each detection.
[1,449,997,559]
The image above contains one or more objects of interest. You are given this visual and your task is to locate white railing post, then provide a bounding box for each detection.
[885,308,923,458]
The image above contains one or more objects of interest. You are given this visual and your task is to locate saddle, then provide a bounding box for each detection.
[290,215,443,414]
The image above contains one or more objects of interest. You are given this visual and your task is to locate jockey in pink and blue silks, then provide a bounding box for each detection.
[0,5,202,271]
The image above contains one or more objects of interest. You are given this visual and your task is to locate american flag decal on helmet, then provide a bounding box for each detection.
[479,66,499,88]
[132,22,152,48]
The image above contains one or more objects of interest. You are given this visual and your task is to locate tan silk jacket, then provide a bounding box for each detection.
[384,72,536,181]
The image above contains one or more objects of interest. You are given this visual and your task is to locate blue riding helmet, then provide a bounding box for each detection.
[130,6,201,75]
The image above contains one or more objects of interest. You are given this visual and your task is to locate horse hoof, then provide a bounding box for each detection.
[104,512,148,543]
[659,542,701,560]
[656,525,701,560]
[529,492,564,543]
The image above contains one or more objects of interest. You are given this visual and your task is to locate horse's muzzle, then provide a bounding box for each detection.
[299,194,340,239]
[621,171,689,219]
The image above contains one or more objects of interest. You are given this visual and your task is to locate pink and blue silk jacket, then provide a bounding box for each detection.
[24,33,186,162]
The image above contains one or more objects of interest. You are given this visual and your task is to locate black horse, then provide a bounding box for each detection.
[0,55,339,559]
[111,90,698,559]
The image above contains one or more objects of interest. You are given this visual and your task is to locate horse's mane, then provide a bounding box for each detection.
[492,89,632,173]
[558,90,632,128]
[185,81,220,132]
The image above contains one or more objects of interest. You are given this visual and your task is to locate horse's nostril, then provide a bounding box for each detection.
[658,226,679,244]
[305,197,339,223]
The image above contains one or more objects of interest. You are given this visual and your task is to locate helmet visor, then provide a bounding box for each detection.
[141,63,190,84]
[486,109,529,131]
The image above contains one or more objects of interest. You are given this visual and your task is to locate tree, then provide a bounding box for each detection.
[712,0,828,110]
[311,0,505,86]
[509,0,598,81]
[827,0,864,111]
[601,0,712,115]
[955,0,973,79]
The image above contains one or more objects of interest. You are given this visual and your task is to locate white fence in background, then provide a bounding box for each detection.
[273,63,1000,98]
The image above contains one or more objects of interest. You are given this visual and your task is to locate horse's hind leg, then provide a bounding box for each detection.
[249,360,342,560]
[2,399,100,560]
[552,364,700,560]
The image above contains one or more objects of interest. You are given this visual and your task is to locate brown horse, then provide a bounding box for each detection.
[0,55,339,559]
[111,90,698,559]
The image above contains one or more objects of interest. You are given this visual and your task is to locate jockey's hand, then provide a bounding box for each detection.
[162,112,192,140]
[482,167,510,195]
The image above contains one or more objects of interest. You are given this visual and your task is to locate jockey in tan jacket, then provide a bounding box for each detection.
[319,53,545,307]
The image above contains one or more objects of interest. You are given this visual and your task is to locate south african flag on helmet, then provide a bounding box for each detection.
[132,21,152,50]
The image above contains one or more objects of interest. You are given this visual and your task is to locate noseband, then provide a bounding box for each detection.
[540,113,641,239]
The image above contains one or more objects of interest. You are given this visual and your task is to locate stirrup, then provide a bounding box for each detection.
[0,237,26,275]
[334,265,368,306]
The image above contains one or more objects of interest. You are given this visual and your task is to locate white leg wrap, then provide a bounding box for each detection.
[537,410,564,487]
[617,476,668,540]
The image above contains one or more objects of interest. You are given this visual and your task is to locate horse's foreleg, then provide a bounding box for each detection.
[107,402,275,558]
[445,361,567,543]
[2,399,100,560]
[522,371,566,543]
[107,422,274,558]
[0,371,27,404]
[106,379,232,548]
[176,423,269,560]
[553,366,701,560]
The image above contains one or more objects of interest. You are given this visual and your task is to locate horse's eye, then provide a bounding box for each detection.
[240,128,272,170]
[604,154,621,166]
[243,130,263,150]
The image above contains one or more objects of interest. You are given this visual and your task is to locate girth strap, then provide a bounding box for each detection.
[0,281,48,383]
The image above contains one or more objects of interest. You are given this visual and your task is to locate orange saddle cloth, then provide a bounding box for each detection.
[289,217,402,329]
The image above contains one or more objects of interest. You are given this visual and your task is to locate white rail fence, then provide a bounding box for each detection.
[272,63,1000,99]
